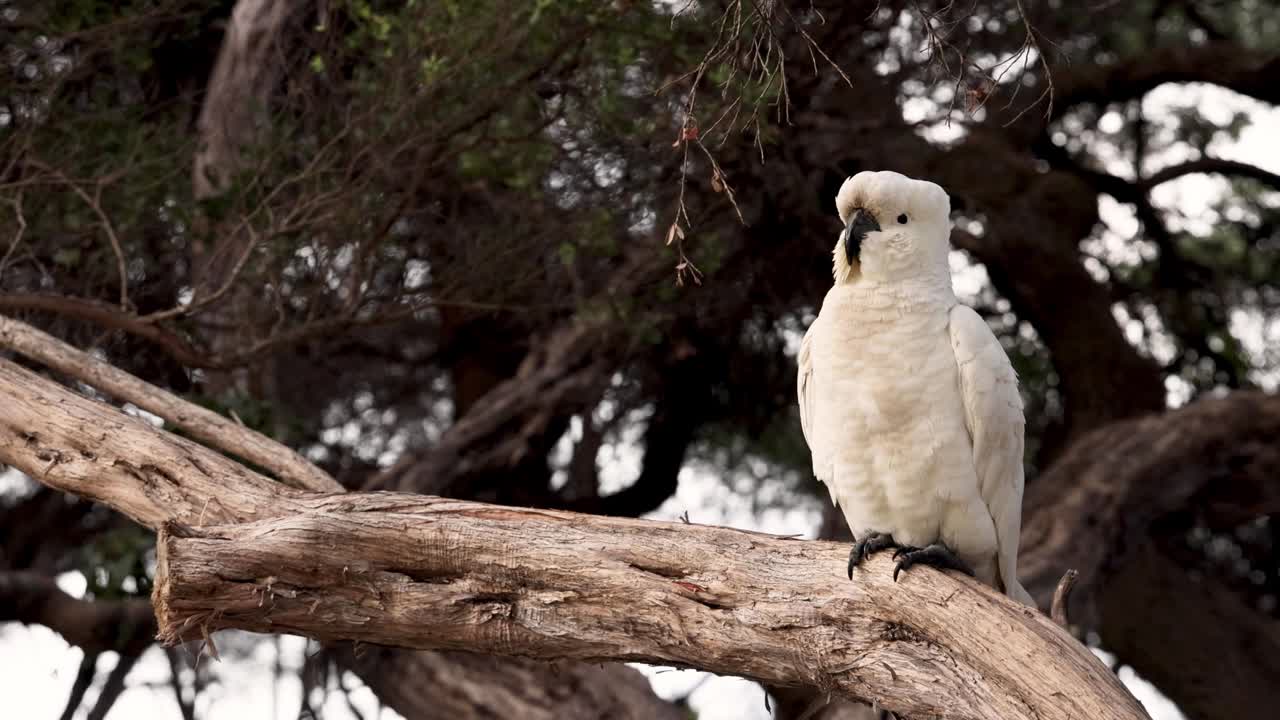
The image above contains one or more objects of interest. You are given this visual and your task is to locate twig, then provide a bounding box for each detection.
[1051,569,1078,629]
[1003,0,1057,125]
[0,194,27,281]
[32,160,130,309]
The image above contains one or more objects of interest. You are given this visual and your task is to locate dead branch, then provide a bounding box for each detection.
[152,496,1147,720]
[0,356,307,528]
[1051,569,1078,629]
[0,352,676,719]
[0,313,341,492]
[0,354,1149,720]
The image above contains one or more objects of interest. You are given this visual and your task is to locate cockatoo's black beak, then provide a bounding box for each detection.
[844,208,880,265]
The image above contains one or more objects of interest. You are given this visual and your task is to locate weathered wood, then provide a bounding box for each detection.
[0,356,307,528]
[0,314,341,492]
[0,353,683,720]
[0,354,1150,720]
[153,494,1149,720]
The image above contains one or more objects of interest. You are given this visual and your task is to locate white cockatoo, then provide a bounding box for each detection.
[797,170,1035,605]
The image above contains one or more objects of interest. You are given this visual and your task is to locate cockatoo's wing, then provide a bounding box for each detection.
[948,304,1036,606]
[797,319,838,507]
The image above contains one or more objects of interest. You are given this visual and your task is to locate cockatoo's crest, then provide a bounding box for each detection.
[832,171,954,285]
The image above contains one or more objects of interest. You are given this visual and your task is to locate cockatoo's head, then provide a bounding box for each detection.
[832,171,953,285]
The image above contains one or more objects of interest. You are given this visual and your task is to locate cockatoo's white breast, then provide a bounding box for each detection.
[809,280,1000,583]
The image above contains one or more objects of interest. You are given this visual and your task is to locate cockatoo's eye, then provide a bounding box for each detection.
[897,213,909,224]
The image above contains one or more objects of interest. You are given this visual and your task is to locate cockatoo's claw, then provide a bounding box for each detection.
[890,545,919,561]
[847,532,897,579]
[892,543,975,581]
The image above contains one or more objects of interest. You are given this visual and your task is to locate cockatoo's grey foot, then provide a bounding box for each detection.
[890,543,975,581]
[847,532,897,579]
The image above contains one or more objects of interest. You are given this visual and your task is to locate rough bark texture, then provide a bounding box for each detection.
[152,495,1148,720]
[0,358,311,527]
[0,355,1150,720]
[0,314,340,492]
[0,355,673,718]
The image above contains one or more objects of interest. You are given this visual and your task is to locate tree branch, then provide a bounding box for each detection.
[1140,157,1280,192]
[330,644,685,720]
[0,354,677,719]
[0,294,210,368]
[0,355,1150,720]
[0,314,341,492]
[0,356,307,529]
[1020,391,1280,624]
[1051,43,1280,121]
[1097,540,1280,720]
[152,496,1149,720]
[85,651,142,720]
[0,571,154,655]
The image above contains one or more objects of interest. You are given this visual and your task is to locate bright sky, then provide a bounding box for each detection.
[4,79,1278,720]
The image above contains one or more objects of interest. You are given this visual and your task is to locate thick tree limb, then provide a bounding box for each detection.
[1020,391,1280,623]
[331,645,684,720]
[0,356,307,528]
[1097,541,1280,720]
[0,354,677,718]
[1051,43,1280,120]
[0,314,341,492]
[151,494,1149,720]
[0,354,1149,720]
[0,570,154,655]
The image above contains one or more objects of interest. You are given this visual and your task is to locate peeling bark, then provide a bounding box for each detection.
[0,355,1149,720]
[0,355,677,719]
[152,496,1149,720]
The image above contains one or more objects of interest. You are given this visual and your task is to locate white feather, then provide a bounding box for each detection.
[948,304,1035,605]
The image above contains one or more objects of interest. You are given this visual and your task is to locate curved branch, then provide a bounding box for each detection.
[0,355,678,720]
[0,354,1149,720]
[1052,43,1280,120]
[1020,391,1280,624]
[152,497,1149,720]
[1141,157,1280,192]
